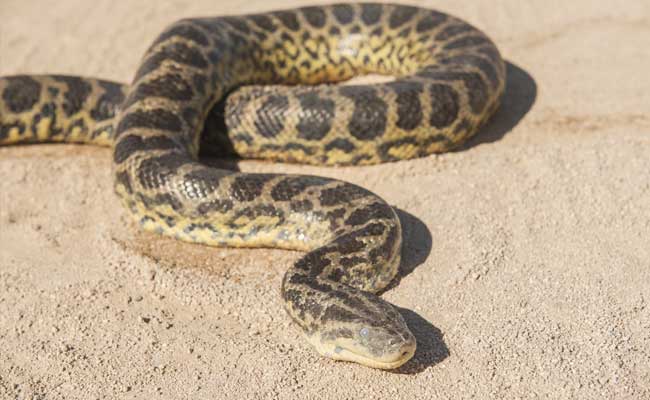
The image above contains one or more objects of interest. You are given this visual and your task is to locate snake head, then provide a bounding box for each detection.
[308,290,416,369]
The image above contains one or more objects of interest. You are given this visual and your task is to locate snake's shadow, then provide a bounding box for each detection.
[380,209,450,374]
[457,61,538,151]
[380,63,536,373]
[383,208,433,291]
[394,307,450,374]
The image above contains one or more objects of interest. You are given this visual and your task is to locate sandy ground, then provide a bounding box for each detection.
[1,1,650,399]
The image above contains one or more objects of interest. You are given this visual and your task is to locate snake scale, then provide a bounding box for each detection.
[0,3,505,369]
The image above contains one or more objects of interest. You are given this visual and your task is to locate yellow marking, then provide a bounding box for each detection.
[5,125,24,143]
[387,143,418,159]
[35,118,53,141]
[325,148,352,164]
[233,216,250,226]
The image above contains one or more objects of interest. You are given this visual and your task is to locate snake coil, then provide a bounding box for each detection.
[0,3,505,369]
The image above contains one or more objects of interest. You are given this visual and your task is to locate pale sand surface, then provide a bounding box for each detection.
[1,1,649,399]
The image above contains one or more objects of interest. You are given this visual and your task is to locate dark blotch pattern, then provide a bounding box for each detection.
[319,183,368,207]
[445,35,490,50]
[397,26,412,38]
[31,102,58,136]
[133,53,166,82]
[0,121,26,140]
[2,76,41,114]
[115,170,133,194]
[151,193,184,212]
[332,289,376,318]
[388,6,417,29]
[250,15,276,31]
[330,232,365,255]
[91,125,114,141]
[369,226,398,263]
[53,76,92,116]
[476,46,503,66]
[137,153,189,190]
[274,11,300,31]
[232,132,253,145]
[345,202,394,226]
[322,305,359,323]
[124,73,194,109]
[116,109,183,135]
[90,81,125,121]
[155,23,209,47]
[197,199,234,214]
[182,107,199,128]
[436,24,473,41]
[65,118,88,137]
[379,137,418,161]
[458,72,489,113]
[114,134,179,164]
[325,208,346,230]
[282,289,306,318]
[192,73,207,96]
[183,167,222,198]
[340,86,387,140]
[441,55,500,89]
[270,176,323,202]
[134,42,208,81]
[329,26,341,36]
[233,204,283,223]
[296,92,335,141]
[388,81,424,131]
[332,4,354,24]
[290,199,313,212]
[416,12,446,32]
[322,327,354,341]
[254,95,289,138]
[222,17,250,34]
[370,27,384,37]
[340,255,368,268]
[428,84,460,128]
[324,138,355,153]
[361,4,382,26]
[302,7,326,29]
[294,290,323,318]
[259,142,315,157]
[294,251,332,274]
[286,142,315,154]
[162,42,209,69]
[230,174,275,202]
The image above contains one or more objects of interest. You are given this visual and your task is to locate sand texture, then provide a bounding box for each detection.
[1,1,649,399]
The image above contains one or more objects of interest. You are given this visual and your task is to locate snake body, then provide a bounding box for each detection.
[0,3,505,369]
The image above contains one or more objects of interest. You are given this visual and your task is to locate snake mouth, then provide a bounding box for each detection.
[333,342,416,369]
[321,339,417,370]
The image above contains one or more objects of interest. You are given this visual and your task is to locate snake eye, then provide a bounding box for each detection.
[360,327,369,337]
